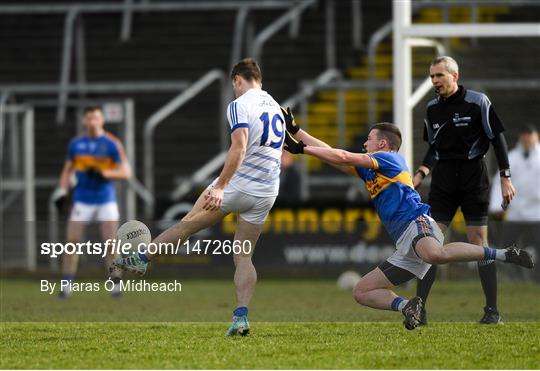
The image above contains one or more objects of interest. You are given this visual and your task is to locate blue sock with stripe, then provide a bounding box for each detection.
[391,297,408,312]
[483,247,506,261]
[61,274,74,294]
[233,306,248,317]
[62,274,74,282]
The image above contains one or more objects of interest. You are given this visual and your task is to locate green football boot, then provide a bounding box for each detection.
[225,315,250,337]
[112,254,148,276]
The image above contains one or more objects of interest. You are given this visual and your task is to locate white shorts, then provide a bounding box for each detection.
[210,183,276,225]
[387,214,444,279]
[69,201,120,222]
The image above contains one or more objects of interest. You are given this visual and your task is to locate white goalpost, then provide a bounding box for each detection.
[392,0,540,167]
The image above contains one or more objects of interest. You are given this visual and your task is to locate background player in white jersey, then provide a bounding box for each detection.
[113,58,285,336]
[52,106,132,298]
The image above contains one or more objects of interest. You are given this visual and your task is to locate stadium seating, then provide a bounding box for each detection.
[1,1,538,226]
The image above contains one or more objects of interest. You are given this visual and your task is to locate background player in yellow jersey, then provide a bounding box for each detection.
[52,106,131,298]
[282,112,533,330]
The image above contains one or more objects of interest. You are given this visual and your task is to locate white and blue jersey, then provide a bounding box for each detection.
[67,133,122,204]
[226,89,284,197]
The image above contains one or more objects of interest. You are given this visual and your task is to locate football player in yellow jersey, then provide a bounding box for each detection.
[282,111,533,330]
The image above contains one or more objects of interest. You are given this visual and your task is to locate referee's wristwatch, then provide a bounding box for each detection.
[499,168,511,178]
[415,168,427,179]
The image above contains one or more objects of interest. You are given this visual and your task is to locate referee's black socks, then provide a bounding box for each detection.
[478,260,498,309]
[416,265,437,306]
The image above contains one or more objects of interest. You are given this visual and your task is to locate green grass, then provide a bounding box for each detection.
[1,279,539,369]
[2,322,539,369]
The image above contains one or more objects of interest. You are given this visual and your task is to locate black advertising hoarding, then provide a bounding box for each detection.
[151,204,539,282]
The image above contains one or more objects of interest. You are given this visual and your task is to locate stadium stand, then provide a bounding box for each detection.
[0,1,389,215]
[1,1,539,270]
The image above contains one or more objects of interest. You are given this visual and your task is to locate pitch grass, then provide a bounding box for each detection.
[1,279,539,369]
[2,322,539,369]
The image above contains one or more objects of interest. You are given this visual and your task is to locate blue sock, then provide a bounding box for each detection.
[483,247,498,261]
[233,306,248,317]
[62,274,74,282]
[391,297,407,312]
[138,252,149,263]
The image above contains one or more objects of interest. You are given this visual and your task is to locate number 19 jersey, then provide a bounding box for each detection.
[226,88,284,197]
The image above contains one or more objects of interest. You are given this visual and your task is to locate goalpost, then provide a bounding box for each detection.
[392,0,540,167]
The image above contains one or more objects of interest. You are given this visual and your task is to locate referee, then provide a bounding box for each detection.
[412,56,516,325]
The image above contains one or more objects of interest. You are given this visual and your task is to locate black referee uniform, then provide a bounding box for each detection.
[417,85,511,323]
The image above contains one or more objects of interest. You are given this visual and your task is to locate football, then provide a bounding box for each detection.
[116,220,152,251]
[336,270,362,290]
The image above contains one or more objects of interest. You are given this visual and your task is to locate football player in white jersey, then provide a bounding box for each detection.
[113,58,285,336]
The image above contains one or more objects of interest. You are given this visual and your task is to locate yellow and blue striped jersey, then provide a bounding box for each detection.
[355,151,431,242]
[67,133,121,204]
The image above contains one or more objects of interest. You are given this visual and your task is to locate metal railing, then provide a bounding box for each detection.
[120,0,134,42]
[0,81,190,95]
[143,69,227,218]
[284,68,343,200]
[1,81,191,219]
[351,0,363,50]
[58,8,79,123]
[0,105,36,271]
[251,0,316,64]
[366,0,540,126]
[170,152,229,202]
[229,6,251,71]
[0,1,298,124]
[0,0,323,220]
[0,97,154,270]
[366,21,392,125]
[0,92,10,164]
[407,38,445,109]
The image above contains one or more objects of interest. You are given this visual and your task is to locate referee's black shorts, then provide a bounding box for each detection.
[428,157,490,226]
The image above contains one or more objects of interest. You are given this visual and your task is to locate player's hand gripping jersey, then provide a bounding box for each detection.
[355,151,431,242]
[68,133,122,204]
[226,89,284,197]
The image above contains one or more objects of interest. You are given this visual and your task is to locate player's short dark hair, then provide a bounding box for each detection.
[521,124,538,134]
[370,122,402,151]
[83,106,102,114]
[231,58,262,83]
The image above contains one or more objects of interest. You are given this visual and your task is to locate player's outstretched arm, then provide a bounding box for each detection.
[281,106,331,149]
[304,146,374,169]
[296,129,332,149]
[284,132,371,176]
